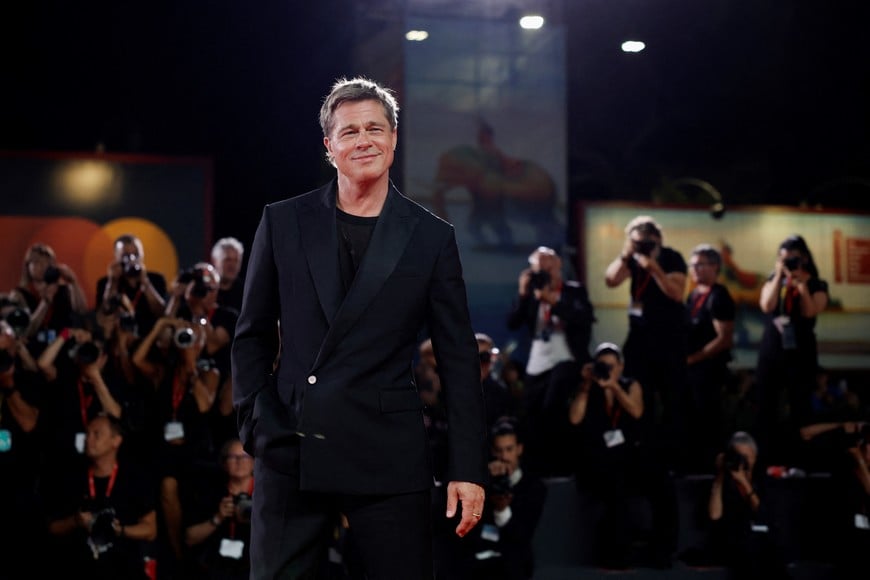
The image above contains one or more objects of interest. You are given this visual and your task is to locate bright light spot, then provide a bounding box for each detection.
[519,15,544,30]
[58,160,116,205]
[621,40,646,53]
[405,30,429,41]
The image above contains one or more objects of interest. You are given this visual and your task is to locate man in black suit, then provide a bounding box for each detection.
[231,77,488,580]
[507,246,595,477]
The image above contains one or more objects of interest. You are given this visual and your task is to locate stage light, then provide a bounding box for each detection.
[406,30,429,41]
[519,15,544,30]
[621,40,646,53]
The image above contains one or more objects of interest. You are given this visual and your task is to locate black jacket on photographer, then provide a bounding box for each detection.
[507,278,594,367]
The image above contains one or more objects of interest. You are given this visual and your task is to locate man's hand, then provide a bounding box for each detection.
[446,480,485,537]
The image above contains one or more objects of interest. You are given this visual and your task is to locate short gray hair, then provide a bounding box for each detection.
[319,76,399,139]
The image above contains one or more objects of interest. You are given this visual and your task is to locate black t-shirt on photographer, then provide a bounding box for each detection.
[627,246,689,330]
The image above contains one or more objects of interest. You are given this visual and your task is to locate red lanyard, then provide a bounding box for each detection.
[130,288,144,310]
[633,272,652,302]
[171,373,185,420]
[606,399,622,429]
[88,463,119,498]
[780,283,799,315]
[77,378,94,429]
[690,288,712,318]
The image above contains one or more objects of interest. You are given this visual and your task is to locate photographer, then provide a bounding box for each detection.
[568,342,678,569]
[756,234,829,466]
[8,243,88,356]
[0,319,46,579]
[605,215,689,471]
[184,438,255,580]
[37,326,123,471]
[462,418,546,580]
[165,263,239,450]
[132,315,220,569]
[45,413,157,580]
[96,234,167,337]
[704,431,788,579]
[507,245,595,477]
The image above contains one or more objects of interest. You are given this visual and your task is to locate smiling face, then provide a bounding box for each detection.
[323,99,397,187]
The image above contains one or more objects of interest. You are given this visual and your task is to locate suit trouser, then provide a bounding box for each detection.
[251,456,433,580]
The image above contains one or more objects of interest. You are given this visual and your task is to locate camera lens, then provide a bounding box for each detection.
[43,265,61,284]
[174,327,195,349]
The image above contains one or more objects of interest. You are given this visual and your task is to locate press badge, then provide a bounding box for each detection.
[480,523,500,543]
[774,315,797,350]
[219,538,245,559]
[855,513,870,530]
[628,301,643,318]
[164,421,185,441]
[75,432,86,454]
[603,429,625,448]
[0,429,11,452]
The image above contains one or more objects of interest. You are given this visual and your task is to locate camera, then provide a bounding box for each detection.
[43,265,61,284]
[120,253,142,278]
[87,507,117,558]
[4,307,31,337]
[71,341,102,365]
[592,360,612,381]
[118,312,138,333]
[783,255,803,272]
[489,473,512,496]
[174,327,196,349]
[178,267,214,298]
[528,270,551,291]
[722,445,749,472]
[233,493,253,524]
[196,357,217,372]
[633,239,657,256]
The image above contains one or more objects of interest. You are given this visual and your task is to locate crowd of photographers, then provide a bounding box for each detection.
[1,217,868,579]
[0,234,250,580]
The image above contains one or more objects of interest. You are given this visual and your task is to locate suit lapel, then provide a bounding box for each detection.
[299,182,342,324]
[312,184,420,369]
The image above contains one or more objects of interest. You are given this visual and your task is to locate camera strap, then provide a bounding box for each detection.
[171,372,186,420]
[689,287,712,319]
[632,271,652,303]
[88,463,119,499]
[227,478,255,539]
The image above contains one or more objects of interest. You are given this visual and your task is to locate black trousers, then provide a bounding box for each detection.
[251,457,433,580]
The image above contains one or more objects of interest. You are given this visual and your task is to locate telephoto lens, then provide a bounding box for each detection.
[174,327,196,349]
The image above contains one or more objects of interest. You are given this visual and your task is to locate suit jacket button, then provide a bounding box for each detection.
[307,375,317,385]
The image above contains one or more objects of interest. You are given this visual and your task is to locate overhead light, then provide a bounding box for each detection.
[519,15,544,30]
[406,30,429,41]
[621,40,646,53]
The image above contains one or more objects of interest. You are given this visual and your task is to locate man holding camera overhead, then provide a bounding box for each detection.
[605,215,689,471]
[96,234,167,336]
[507,245,595,477]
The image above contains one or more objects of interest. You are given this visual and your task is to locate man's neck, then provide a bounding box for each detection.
[228,474,253,495]
[336,176,389,217]
[92,455,117,477]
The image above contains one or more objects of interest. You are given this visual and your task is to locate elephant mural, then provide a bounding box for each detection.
[430,140,561,249]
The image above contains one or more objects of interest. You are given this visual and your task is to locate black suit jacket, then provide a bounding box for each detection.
[231,180,488,494]
[506,280,595,363]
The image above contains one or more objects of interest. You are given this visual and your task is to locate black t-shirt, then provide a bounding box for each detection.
[627,246,689,330]
[95,272,168,336]
[336,208,378,296]
[0,367,44,494]
[687,282,736,365]
[44,457,157,580]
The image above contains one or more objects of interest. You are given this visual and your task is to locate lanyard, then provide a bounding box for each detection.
[88,463,119,498]
[171,373,185,420]
[779,282,799,316]
[606,397,622,429]
[77,378,94,429]
[129,287,144,310]
[540,282,563,323]
[633,271,652,303]
[690,288,712,318]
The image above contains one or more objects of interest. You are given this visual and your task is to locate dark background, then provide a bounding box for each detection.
[4,0,869,253]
